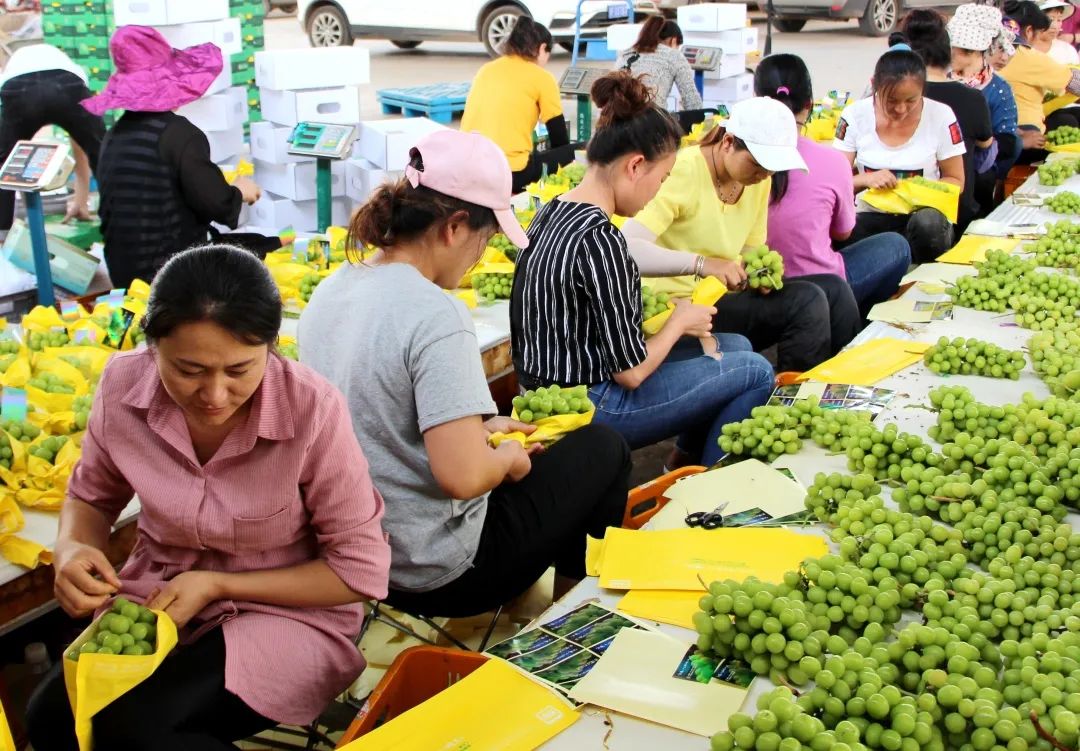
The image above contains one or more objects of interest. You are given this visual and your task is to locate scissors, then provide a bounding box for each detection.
[685,502,730,530]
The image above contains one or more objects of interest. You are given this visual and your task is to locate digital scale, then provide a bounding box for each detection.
[287,122,357,232]
[558,67,605,141]
[0,141,75,306]
[682,46,724,72]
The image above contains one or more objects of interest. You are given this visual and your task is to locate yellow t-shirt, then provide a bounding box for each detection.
[633,145,770,296]
[1001,46,1072,131]
[460,55,563,172]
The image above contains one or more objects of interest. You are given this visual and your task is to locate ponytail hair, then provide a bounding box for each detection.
[753,53,812,204]
[502,16,553,60]
[633,15,684,53]
[586,71,682,165]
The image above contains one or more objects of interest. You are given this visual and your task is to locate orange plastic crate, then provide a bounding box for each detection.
[622,465,706,530]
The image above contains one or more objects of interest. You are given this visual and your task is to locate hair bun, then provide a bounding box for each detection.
[592,71,653,126]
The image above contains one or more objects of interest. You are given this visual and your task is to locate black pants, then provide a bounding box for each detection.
[26,629,275,751]
[511,143,584,194]
[840,208,954,265]
[0,70,105,231]
[712,274,861,373]
[385,424,631,618]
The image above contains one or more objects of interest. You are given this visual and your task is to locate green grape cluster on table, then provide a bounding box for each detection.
[299,273,322,303]
[1044,190,1080,215]
[1030,220,1080,268]
[641,285,672,320]
[27,330,69,351]
[1038,159,1079,186]
[28,435,68,464]
[744,245,785,291]
[0,419,40,444]
[922,336,1026,379]
[473,272,513,303]
[511,384,591,424]
[28,372,77,394]
[1046,125,1080,147]
[488,233,519,263]
[67,597,158,660]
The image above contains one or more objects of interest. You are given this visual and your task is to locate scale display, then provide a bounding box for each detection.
[287,122,357,160]
[559,66,603,97]
[683,46,724,71]
[0,141,69,192]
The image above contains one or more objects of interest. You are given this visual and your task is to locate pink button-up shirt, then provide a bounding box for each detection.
[67,349,391,725]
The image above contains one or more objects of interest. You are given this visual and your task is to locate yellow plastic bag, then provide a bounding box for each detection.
[26,357,90,413]
[490,402,596,447]
[0,346,31,389]
[64,611,179,751]
[458,247,513,288]
[863,178,960,224]
[0,693,16,751]
[642,276,727,338]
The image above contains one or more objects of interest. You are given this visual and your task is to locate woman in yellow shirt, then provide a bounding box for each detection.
[621,98,861,375]
[1000,0,1080,159]
[461,18,576,192]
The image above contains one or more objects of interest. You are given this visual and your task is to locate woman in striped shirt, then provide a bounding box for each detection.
[511,72,774,468]
[27,246,390,751]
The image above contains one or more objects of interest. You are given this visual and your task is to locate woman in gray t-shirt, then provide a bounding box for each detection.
[615,16,703,110]
[299,130,630,617]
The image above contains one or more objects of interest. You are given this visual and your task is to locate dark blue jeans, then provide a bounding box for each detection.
[839,231,911,318]
[588,334,774,465]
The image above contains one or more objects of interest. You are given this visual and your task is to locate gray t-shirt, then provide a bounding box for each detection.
[299,262,496,592]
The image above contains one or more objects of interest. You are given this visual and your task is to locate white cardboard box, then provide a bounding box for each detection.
[253,159,347,201]
[249,191,351,232]
[260,86,362,127]
[178,87,247,132]
[702,72,753,102]
[702,53,748,81]
[345,158,403,202]
[113,0,229,26]
[355,117,448,171]
[255,48,371,91]
[250,121,314,165]
[203,65,232,96]
[206,128,244,164]
[677,3,748,32]
[684,27,758,54]
[155,18,241,57]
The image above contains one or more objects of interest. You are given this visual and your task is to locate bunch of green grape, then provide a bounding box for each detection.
[27,329,69,351]
[488,233,519,263]
[718,405,804,462]
[0,433,11,471]
[1038,159,1079,186]
[710,687,861,751]
[299,273,322,303]
[28,372,76,394]
[1028,327,1080,380]
[0,419,40,444]
[1046,125,1080,146]
[128,324,146,347]
[0,339,19,357]
[560,162,586,187]
[473,272,513,303]
[0,353,18,375]
[803,472,882,524]
[512,384,592,423]
[67,597,158,660]
[641,285,672,320]
[799,554,905,641]
[72,394,92,432]
[844,422,936,482]
[744,245,785,291]
[922,337,1026,379]
[807,410,873,451]
[28,435,68,464]
[947,250,1037,312]
[926,385,1022,443]
[1030,220,1080,268]
[1045,190,1080,214]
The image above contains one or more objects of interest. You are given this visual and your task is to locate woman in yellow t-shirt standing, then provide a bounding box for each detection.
[461,18,576,192]
[1000,0,1080,161]
[620,98,861,374]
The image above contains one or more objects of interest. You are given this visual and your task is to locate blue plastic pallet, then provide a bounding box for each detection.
[376,82,471,124]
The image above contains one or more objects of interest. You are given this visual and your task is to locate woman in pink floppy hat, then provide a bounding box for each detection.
[86,26,275,289]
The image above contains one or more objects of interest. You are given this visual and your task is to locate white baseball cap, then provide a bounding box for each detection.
[1040,0,1074,15]
[725,97,809,173]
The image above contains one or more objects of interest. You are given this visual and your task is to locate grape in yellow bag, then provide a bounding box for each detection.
[643,276,727,337]
[0,428,27,491]
[0,346,31,389]
[26,357,90,413]
[268,262,317,305]
[490,385,596,447]
[458,247,513,288]
[64,609,179,751]
[897,177,961,224]
[44,345,113,384]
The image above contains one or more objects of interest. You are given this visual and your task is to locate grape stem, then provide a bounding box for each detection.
[1030,710,1074,751]
[772,672,802,696]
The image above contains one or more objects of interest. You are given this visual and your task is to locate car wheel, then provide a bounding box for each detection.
[307,5,353,47]
[859,0,898,36]
[391,40,423,49]
[481,4,525,57]
[773,18,807,32]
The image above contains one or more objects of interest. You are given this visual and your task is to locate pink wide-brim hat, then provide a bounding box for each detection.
[82,26,223,116]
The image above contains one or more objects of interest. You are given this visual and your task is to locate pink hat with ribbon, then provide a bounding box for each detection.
[82,26,223,116]
[405,130,530,249]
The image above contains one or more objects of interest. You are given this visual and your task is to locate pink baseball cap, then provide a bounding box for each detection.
[404,130,529,249]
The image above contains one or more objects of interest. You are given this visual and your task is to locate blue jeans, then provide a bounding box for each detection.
[838,231,911,317]
[588,334,774,465]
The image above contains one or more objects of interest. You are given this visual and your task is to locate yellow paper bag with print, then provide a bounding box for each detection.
[67,318,110,349]
[897,178,961,223]
[26,357,90,413]
[65,610,179,751]
[862,187,913,216]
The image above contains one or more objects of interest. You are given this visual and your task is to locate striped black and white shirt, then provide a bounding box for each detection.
[510,199,648,388]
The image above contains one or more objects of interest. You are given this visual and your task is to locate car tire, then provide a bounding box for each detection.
[481,4,525,57]
[307,4,353,47]
[773,18,807,32]
[391,40,423,49]
[859,0,899,36]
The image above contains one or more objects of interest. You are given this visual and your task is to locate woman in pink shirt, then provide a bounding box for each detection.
[756,54,911,318]
[26,245,391,751]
